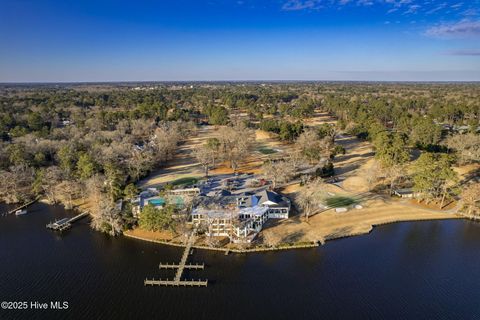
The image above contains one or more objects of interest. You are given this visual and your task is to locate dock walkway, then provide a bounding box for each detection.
[145,229,208,287]
[2,197,39,216]
[144,279,208,287]
[46,212,89,231]
[174,231,197,282]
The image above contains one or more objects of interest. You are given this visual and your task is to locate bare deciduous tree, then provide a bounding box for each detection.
[262,160,295,190]
[41,166,64,204]
[295,129,334,165]
[193,145,214,177]
[217,122,254,172]
[444,133,480,165]
[296,178,327,221]
[461,183,480,217]
[0,165,35,203]
[54,180,81,209]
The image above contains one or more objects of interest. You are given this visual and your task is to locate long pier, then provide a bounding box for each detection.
[2,197,39,216]
[144,279,208,287]
[46,212,89,231]
[159,263,204,270]
[174,231,196,282]
[145,229,208,287]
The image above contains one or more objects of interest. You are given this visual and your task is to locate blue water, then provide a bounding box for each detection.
[1,202,480,320]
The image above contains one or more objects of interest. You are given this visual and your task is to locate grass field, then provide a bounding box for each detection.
[257,147,278,155]
[170,176,200,187]
[325,196,358,208]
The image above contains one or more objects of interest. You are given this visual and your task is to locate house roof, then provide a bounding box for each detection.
[255,190,290,208]
[394,188,413,195]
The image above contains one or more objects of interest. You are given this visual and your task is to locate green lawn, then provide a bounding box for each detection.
[170,176,200,187]
[258,147,278,155]
[325,196,358,208]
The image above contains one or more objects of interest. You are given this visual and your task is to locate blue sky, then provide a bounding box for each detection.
[0,0,479,81]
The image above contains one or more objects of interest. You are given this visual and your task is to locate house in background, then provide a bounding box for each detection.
[393,188,418,199]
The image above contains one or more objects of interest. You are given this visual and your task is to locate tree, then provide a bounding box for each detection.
[91,197,124,236]
[154,122,182,163]
[123,183,138,200]
[374,131,409,168]
[54,180,81,209]
[27,112,44,132]
[7,143,30,166]
[41,166,64,203]
[297,178,326,221]
[410,117,441,148]
[217,122,254,172]
[295,129,334,165]
[413,153,458,207]
[262,160,295,189]
[57,144,77,177]
[76,152,97,180]
[0,165,35,203]
[193,139,221,177]
[139,204,175,232]
[444,133,480,165]
[204,105,229,125]
[126,147,155,181]
[206,137,221,168]
[373,132,410,194]
[104,162,125,202]
[461,183,480,217]
[279,121,304,141]
[317,123,336,140]
[193,145,214,177]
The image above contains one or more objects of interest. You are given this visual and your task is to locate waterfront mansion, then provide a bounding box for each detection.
[134,188,291,243]
[191,190,291,243]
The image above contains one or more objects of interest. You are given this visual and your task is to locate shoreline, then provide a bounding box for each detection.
[124,213,463,254]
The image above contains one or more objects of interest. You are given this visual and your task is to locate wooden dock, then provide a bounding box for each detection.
[145,229,208,287]
[46,212,89,231]
[2,197,39,216]
[144,279,208,287]
[159,263,204,270]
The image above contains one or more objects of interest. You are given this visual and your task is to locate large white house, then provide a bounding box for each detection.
[191,190,291,243]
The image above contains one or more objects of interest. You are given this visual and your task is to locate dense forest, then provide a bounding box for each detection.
[1,82,478,234]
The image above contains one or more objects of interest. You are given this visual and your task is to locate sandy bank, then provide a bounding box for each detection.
[123,200,462,254]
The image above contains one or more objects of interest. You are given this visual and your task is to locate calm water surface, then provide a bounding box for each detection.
[1,202,479,320]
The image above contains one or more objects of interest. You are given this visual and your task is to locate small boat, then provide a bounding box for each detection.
[15,209,27,216]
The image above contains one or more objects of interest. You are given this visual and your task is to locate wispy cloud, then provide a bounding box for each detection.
[450,3,463,9]
[447,49,480,56]
[426,2,447,14]
[404,4,421,14]
[462,8,478,17]
[280,0,479,17]
[425,20,480,38]
[282,0,322,11]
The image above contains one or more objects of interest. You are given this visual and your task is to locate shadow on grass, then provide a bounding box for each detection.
[325,196,358,208]
[171,177,200,187]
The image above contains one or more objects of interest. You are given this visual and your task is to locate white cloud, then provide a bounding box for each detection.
[447,49,480,55]
[426,3,447,14]
[280,0,479,19]
[404,4,421,14]
[281,0,323,11]
[450,3,463,9]
[425,20,480,38]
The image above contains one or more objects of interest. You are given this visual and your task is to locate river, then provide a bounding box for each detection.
[1,202,479,320]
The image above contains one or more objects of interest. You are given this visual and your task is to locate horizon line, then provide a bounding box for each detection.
[1,79,480,85]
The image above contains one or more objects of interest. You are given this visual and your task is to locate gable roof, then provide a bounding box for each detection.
[255,190,289,207]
